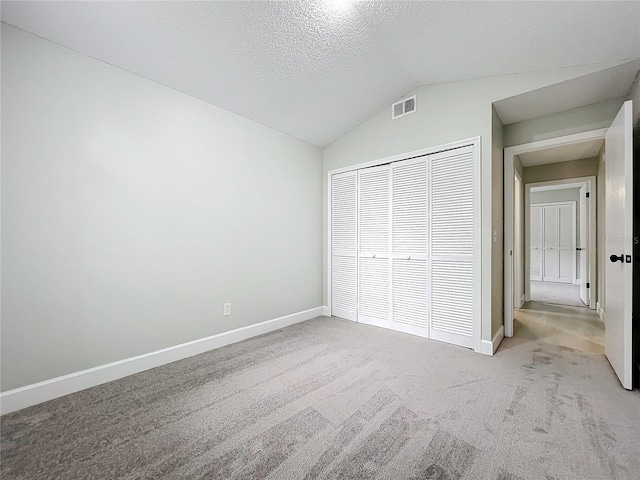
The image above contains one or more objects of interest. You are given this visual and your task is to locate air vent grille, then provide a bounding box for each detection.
[391,95,417,120]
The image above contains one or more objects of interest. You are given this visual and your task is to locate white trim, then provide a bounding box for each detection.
[322,305,330,317]
[327,137,482,177]
[504,129,607,158]
[503,129,605,338]
[480,325,504,356]
[0,306,324,415]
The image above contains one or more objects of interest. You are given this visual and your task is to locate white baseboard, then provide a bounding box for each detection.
[597,303,605,324]
[323,306,330,317]
[480,325,505,356]
[0,306,324,416]
[596,302,603,318]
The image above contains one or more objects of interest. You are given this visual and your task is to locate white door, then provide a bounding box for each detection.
[429,146,477,349]
[578,184,589,305]
[543,205,559,281]
[358,165,391,329]
[331,171,358,321]
[604,100,633,390]
[390,158,429,337]
[530,205,543,281]
[541,203,575,283]
[557,203,575,283]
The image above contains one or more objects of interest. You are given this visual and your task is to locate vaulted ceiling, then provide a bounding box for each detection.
[2,1,639,146]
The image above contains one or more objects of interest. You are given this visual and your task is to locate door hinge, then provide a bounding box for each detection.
[586,282,590,288]
[585,192,590,198]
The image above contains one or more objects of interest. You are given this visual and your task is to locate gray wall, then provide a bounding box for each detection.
[523,157,599,184]
[1,26,324,391]
[530,188,581,204]
[491,107,504,338]
[628,71,640,125]
[503,99,624,147]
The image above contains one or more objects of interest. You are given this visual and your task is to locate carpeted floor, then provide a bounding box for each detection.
[1,316,638,479]
[530,281,586,307]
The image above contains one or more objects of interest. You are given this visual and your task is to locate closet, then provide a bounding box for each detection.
[330,143,479,350]
[530,202,576,283]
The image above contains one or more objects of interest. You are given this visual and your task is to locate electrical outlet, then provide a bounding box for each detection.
[223,303,231,316]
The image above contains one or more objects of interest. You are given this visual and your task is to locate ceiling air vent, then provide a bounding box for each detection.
[391,95,417,120]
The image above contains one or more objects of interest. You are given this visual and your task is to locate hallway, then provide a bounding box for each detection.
[513,302,604,354]
[529,281,586,307]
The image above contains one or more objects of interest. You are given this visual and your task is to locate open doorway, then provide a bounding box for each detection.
[526,178,596,309]
[504,130,605,335]
[504,101,634,390]
[506,135,603,354]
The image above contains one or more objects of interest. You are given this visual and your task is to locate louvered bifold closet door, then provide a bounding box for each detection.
[358,165,391,329]
[543,205,559,281]
[530,206,543,281]
[429,146,478,349]
[557,204,575,283]
[390,158,428,337]
[331,171,357,321]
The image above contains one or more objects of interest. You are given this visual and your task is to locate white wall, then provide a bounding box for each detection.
[323,62,622,342]
[1,25,323,391]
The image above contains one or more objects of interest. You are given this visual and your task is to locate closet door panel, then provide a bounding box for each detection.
[557,204,575,283]
[391,159,428,335]
[429,146,476,349]
[543,205,559,281]
[331,172,357,321]
[530,205,543,281]
[358,166,391,327]
[431,260,474,337]
[359,257,389,326]
[392,160,427,255]
[359,168,390,255]
[392,259,428,329]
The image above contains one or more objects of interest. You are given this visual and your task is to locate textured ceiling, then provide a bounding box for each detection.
[2,1,640,146]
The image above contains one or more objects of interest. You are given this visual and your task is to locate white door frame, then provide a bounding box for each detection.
[327,136,482,352]
[513,169,524,308]
[503,129,605,337]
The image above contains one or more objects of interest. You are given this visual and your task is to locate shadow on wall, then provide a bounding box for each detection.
[633,122,640,388]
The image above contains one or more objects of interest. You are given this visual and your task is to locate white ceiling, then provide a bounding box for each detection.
[2,1,640,146]
[494,61,640,125]
[518,138,604,168]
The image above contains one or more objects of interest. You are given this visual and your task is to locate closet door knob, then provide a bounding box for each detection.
[610,254,624,263]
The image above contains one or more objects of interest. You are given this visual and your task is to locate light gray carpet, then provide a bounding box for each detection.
[1,317,638,479]
[530,281,586,307]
